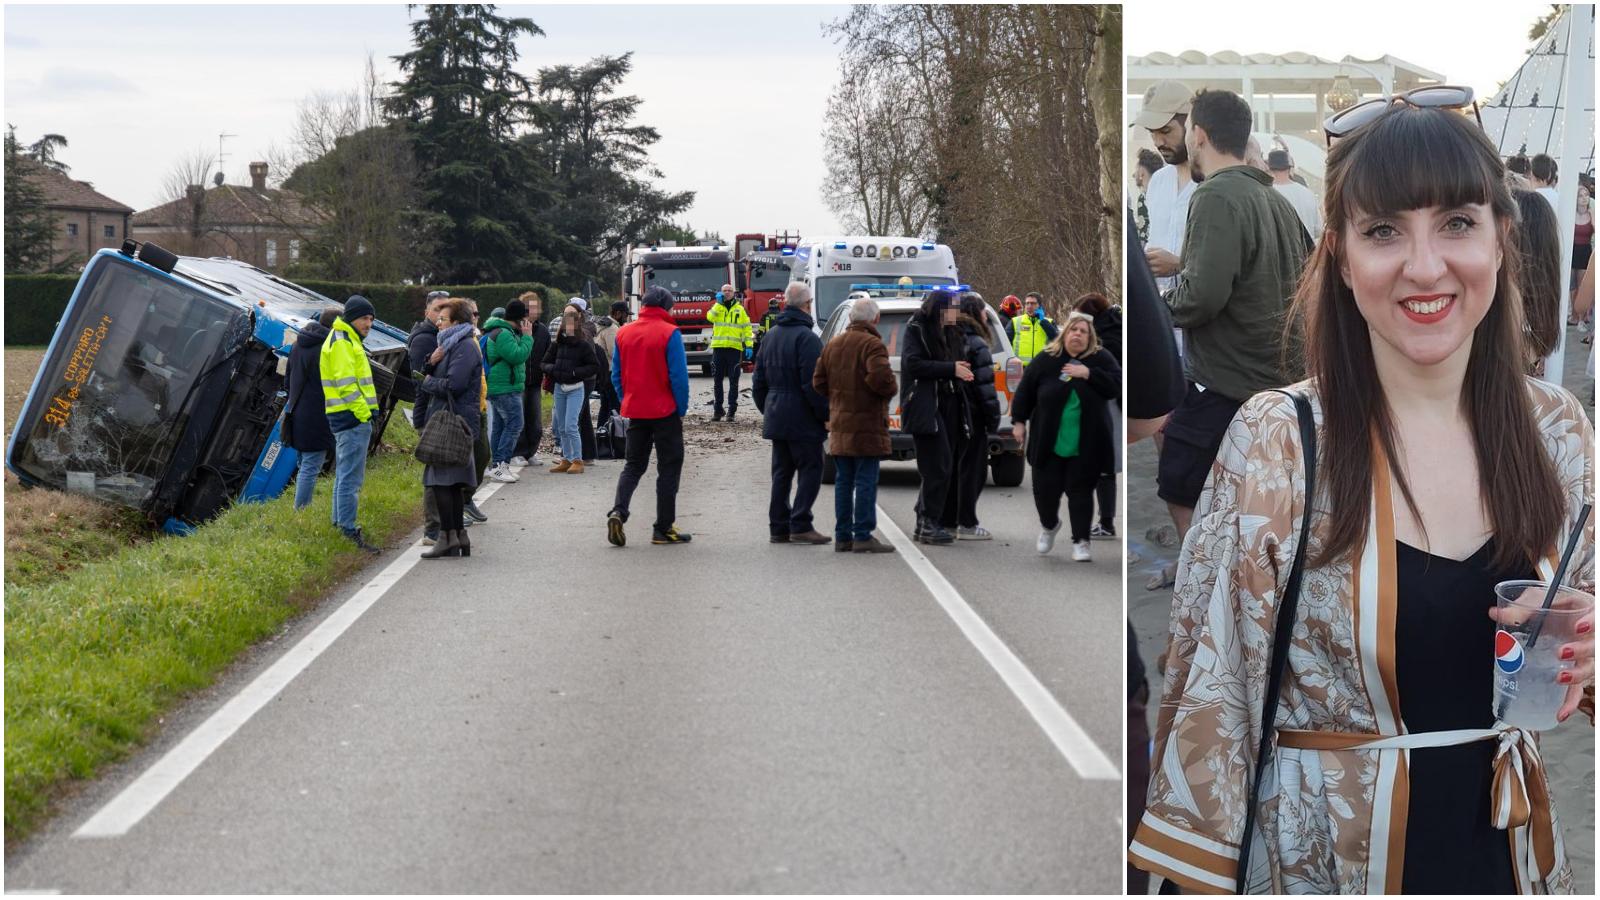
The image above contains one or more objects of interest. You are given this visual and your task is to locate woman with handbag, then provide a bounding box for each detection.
[1009,313,1120,562]
[543,308,600,474]
[416,297,483,560]
[1131,96,1594,894]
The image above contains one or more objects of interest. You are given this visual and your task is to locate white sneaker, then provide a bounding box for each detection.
[488,463,519,483]
[508,456,529,469]
[1072,540,1092,562]
[957,525,992,541]
[1037,522,1061,555]
[528,453,544,465]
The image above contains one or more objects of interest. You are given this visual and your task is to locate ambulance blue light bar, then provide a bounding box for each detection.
[847,283,972,293]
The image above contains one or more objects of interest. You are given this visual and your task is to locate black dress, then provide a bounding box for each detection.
[1395,538,1534,894]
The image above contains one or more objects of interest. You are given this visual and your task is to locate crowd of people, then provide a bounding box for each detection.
[279,269,1126,565]
[1125,79,1596,894]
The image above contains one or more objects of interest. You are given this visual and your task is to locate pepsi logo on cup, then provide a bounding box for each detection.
[1495,630,1525,674]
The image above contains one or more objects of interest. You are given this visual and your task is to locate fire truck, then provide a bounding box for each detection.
[621,243,736,374]
[733,231,801,325]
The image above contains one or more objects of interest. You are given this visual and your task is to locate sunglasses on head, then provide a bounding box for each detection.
[1323,85,1481,146]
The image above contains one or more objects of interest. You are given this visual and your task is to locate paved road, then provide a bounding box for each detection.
[1126,327,1596,893]
[6,376,1123,893]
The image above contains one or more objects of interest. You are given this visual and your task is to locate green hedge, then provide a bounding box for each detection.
[3,275,576,345]
[4,275,79,346]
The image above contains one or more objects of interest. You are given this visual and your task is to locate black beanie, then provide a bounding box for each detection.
[641,286,674,310]
[343,294,376,322]
[504,299,529,321]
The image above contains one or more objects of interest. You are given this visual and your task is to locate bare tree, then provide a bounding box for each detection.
[822,5,1118,316]
[157,147,220,255]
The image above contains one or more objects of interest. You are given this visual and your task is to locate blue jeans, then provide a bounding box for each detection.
[293,449,327,511]
[833,456,881,542]
[331,420,371,535]
[553,384,584,460]
[488,393,524,465]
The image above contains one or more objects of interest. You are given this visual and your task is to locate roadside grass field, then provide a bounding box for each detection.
[3,359,427,843]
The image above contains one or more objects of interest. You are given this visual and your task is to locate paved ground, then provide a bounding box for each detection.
[5,375,1124,894]
[1126,325,1596,892]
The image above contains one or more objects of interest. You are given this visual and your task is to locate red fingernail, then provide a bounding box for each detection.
[1579,621,1592,634]
[1561,646,1576,660]
[1558,671,1573,684]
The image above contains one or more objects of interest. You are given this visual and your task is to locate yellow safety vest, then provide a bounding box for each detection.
[1012,314,1053,363]
[320,317,379,422]
[707,302,753,350]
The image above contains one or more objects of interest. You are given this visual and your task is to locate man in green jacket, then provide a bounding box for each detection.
[1154,88,1309,587]
[483,298,534,484]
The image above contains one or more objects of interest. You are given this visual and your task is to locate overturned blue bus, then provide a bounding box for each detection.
[6,242,415,534]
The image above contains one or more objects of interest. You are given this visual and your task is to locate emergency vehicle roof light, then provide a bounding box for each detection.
[780,247,794,255]
[921,243,936,250]
[833,242,847,249]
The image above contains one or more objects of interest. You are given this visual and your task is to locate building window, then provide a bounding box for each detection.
[66,223,78,237]
[266,239,278,266]
[104,225,115,238]
[289,239,301,262]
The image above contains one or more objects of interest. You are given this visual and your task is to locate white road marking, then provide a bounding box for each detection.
[875,506,1120,781]
[72,481,509,838]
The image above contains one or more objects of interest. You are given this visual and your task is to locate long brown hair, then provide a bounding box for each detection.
[1512,188,1563,362]
[1296,105,1564,570]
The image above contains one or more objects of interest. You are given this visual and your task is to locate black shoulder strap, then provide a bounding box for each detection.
[1234,390,1316,894]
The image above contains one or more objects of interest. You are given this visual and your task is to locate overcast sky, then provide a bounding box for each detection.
[4,3,852,237]
[1126,2,1571,100]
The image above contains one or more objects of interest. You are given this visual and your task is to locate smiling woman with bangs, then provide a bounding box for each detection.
[1131,99,1595,894]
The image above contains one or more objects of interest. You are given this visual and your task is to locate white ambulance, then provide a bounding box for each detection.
[788,236,960,329]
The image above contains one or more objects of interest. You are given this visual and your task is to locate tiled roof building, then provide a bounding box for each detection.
[34,166,135,270]
[130,161,324,272]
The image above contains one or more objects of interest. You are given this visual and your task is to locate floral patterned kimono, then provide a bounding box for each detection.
[1130,379,1594,894]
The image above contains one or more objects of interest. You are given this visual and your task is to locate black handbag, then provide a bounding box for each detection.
[414,408,474,467]
[1234,390,1317,894]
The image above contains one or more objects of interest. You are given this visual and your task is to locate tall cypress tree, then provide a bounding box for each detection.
[4,126,63,274]
[385,5,575,284]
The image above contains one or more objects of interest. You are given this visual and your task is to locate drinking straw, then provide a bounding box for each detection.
[1525,502,1592,650]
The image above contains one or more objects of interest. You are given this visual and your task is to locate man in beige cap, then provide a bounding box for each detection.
[1134,80,1196,295]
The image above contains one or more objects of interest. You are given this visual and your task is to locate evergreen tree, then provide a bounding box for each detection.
[384,4,576,284]
[4,126,63,274]
[527,53,693,286]
[27,133,70,174]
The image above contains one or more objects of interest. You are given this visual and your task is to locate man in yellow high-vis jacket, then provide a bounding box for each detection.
[1010,291,1060,364]
[706,282,753,421]
[321,294,381,553]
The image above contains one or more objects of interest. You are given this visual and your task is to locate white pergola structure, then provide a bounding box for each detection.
[1127,51,1446,145]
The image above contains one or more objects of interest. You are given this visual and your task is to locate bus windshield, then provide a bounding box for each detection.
[644,265,727,297]
[10,256,238,507]
[813,274,957,324]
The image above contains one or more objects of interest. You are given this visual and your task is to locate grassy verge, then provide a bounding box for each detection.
[3,416,424,843]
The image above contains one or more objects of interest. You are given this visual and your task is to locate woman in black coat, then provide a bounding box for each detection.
[417,298,484,559]
[542,309,601,473]
[938,292,1002,539]
[285,308,339,511]
[901,290,975,545]
[1009,313,1120,561]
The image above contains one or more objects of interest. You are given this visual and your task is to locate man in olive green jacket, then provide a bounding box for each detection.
[1156,88,1310,580]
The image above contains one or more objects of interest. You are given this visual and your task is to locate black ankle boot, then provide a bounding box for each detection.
[421,529,459,559]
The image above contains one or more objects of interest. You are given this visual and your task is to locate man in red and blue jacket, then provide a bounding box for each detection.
[606,285,692,547]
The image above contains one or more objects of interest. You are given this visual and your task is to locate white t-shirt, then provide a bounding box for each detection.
[1537,185,1560,212]
[1144,164,1196,293]
[1273,180,1322,242]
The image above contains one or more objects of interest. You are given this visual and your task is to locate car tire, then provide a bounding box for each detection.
[821,453,836,484]
[990,452,1025,487]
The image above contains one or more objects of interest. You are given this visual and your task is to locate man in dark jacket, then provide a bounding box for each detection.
[752,282,831,545]
[813,296,898,553]
[511,292,549,466]
[285,308,341,511]
[607,286,692,547]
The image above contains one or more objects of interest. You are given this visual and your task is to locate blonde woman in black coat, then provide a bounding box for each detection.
[1010,313,1121,560]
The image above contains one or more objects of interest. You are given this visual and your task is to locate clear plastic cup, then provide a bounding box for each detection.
[1492,580,1594,731]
